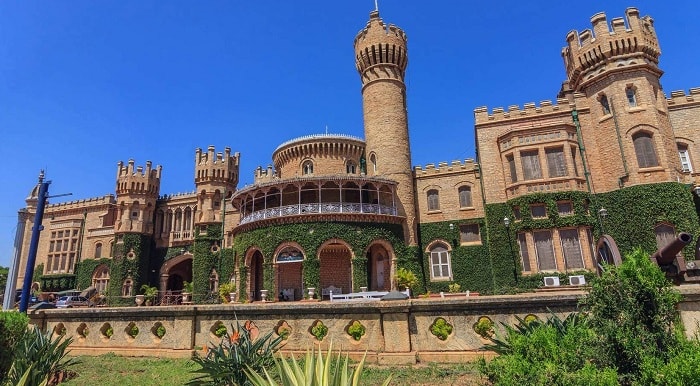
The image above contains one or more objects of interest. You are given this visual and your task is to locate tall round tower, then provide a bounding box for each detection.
[354,10,416,245]
[115,159,162,235]
[194,145,240,227]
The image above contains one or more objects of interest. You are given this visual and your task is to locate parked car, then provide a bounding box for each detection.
[56,296,91,308]
[29,301,57,311]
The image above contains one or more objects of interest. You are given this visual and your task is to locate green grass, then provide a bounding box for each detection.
[63,354,485,385]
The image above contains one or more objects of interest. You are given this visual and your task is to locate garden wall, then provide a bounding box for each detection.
[28,286,700,365]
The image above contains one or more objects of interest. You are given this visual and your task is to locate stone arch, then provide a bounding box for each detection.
[245,247,265,302]
[92,264,110,294]
[274,242,305,301]
[317,238,354,296]
[159,252,193,294]
[364,239,395,291]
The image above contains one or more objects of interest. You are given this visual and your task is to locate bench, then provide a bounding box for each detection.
[330,288,411,302]
[321,286,342,299]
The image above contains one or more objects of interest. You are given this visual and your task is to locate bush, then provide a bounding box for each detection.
[188,321,283,386]
[347,321,365,341]
[311,321,328,341]
[394,268,418,293]
[430,318,453,341]
[637,339,700,385]
[5,325,79,386]
[218,283,236,303]
[0,311,29,382]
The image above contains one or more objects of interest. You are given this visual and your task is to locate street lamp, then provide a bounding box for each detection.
[598,207,608,235]
[503,216,518,285]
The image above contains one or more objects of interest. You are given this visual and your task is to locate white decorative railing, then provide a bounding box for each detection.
[240,202,398,225]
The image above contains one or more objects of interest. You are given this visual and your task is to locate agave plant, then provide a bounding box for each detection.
[188,320,283,386]
[245,343,392,386]
[5,326,79,386]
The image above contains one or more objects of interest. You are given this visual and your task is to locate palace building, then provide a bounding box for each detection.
[10,8,700,303]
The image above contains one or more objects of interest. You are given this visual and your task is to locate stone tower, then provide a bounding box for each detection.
[115,159,162,234]
[354,10,417,244]
[194,146,240,228]
[562,7,682,191]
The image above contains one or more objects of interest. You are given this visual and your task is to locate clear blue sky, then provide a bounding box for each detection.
[1,1,699,267]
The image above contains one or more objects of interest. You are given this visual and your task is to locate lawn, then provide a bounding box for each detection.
[62,354,485,385]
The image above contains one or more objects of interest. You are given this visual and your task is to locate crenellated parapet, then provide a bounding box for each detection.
[414,159,478,176]
[115,159,162,197]
[474,98,575,125]
[667,87,700,107]
[254,165,278,184]
[194,146,240,187]
[354,10,408,87]
[562,7,660,90]
[47,195,115,211]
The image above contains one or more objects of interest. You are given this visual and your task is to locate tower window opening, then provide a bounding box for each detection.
[626,86,637,107]
[346,161,356,174]
[633,132,659,168]
[678,143,693,173]
[302,160,313,175]
[600,95,611,115]
[427,189,440,212]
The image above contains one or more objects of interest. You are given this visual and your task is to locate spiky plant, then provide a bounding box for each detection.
[5,326,79,386]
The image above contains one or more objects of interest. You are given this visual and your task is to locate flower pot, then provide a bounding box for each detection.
[260,289,269,302]
[307,287,316,299]
[229,292,237,303]
[135,295,144,306]
[182,292,191,303]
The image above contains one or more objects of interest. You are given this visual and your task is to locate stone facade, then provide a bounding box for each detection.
[10,8,700,303]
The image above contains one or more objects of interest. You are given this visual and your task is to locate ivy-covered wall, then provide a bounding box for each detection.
[232,221,420,301]
[192,226,234,303]
[107,233,153,306]
[75,258,112,290]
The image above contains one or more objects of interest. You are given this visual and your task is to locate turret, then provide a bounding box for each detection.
[115,159,162,234]
[194,146,240,225]
[354,10,416,245]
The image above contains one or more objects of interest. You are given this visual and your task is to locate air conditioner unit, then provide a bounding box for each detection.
[569,275,586,286]
[543,276,560,287]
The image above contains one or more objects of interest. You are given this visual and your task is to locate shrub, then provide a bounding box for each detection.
[311,321,328,341]
[128,325,139,338]
[474,317,494,338]
[245,343,392,386]
[156,325,166,339]
[218,282,236,303]
[448,283,461,293]
[214,324,227,338]
[141,285,158,304]
[637,339,700,385]
[5,325,80,386]
[188,321,283,386]
[0,311,29,381]
[347,321,365,341]
[104,326,113,339]
[394,268,418,293]
[430,318,453,341]
[182,281,194,293]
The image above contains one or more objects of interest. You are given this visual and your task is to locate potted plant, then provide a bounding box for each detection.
[141,284,158,306]
[395,268,418,295]
[182,281,193,303]
[218,282,236,303]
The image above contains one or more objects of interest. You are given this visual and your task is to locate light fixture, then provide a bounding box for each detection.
[449,223,454,230]
[694,186,700,197]
[598,207,608,219]
[503,216,510,227]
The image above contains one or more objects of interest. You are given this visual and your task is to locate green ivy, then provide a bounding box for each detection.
[32,264,44,287]
[38,274,76,292]
[107,233,153,306]
[192,226,233,303]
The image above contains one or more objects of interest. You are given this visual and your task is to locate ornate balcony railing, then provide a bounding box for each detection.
[240,202,398,225]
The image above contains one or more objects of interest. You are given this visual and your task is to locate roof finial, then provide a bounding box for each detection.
[374,0,379,12]
[325,125,329,134]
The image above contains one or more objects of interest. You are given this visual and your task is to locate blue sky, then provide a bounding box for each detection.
[1,1,699,268]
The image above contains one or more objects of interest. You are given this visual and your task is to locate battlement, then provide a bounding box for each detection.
[254,165,278,185]
[194,145,240,186]
[354,11,408,78]
[562,7,660,89]
[474,98,574,124]
[667,87,700,106]
[47,194,115,211]
[115,159,162,197]
[414,159,478,176]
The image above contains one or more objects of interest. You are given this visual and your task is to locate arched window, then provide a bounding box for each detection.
[302,160,313,175]
[429,243,452,280]
[427,189,440,211]
[626,86,637,107]
[92,265,110,294]
[122,278,133,297]
[369,154,377,173]
[346,161,356,174]
[94,242,102,259]
[209,270,219,293]
[633,132,659,168]
[678,143,693,173]
[600,94,611,115]
[458,186,472,208]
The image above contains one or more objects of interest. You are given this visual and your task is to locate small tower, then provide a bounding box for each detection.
[561,8,681,191]
[354,10,417,244]
[115,159,162,234]
[194,146,240,226]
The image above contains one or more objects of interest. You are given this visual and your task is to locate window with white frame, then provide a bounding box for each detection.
[517,233,531,272]
[302,160,314,175]
[521,150,542,180]
[92,265,110,294]
[533,230,557,271]
[429,243,452,280]
[427,189,440,211]
[346,161,357,174]
[122,278,133,297]
[678,143,693,173]
[458,186,472,208]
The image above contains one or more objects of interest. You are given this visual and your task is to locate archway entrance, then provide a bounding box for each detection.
[319,241,353,297]
[159,253,193,304]
[275,246,304,301]
[249,250,264,302]
[366,243,392,291]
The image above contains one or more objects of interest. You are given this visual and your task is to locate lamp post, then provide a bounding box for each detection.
[598,207,608,235]
[503,216,518,285]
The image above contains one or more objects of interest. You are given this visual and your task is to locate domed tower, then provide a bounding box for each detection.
[115,159,162,234]
[562,7,682,191]
[194,146,240,227]
[354,10,416,244]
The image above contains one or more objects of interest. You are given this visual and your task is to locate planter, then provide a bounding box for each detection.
[182,292,191,303]
[360,286,368,292]
[135,295,144,306]
[307,287,316,299]
[260,289,269,302]
[229,292,237,304]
